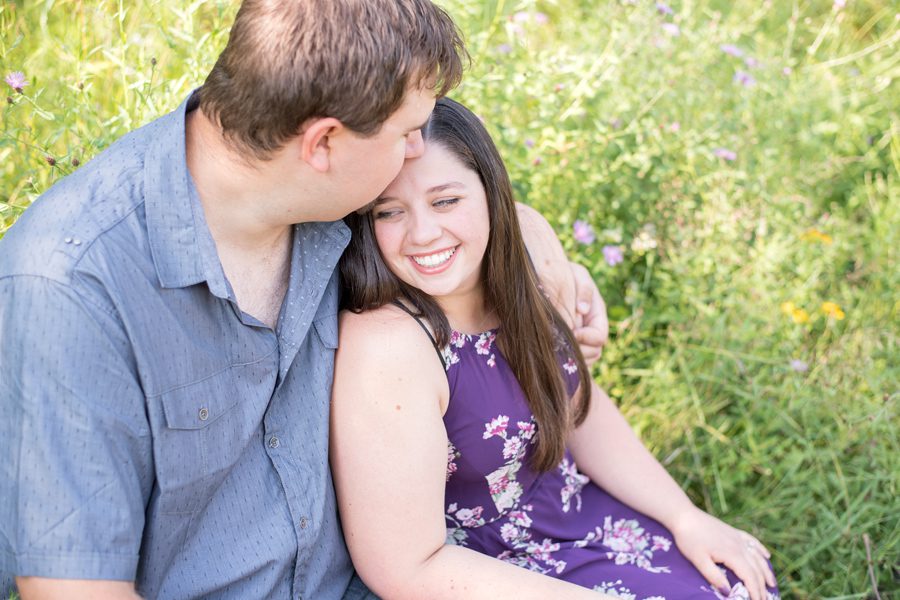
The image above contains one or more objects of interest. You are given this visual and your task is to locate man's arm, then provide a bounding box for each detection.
[15,578,141,600]
[0,277,151,594]
[516,203,608,363]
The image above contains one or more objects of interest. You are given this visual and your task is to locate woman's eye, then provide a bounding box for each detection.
[374,209,401,220]
[434,197,460,209]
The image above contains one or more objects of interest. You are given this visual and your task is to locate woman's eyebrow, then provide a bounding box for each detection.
[427,182,465,194]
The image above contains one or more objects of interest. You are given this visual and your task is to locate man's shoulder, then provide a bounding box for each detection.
[0,115,172,285]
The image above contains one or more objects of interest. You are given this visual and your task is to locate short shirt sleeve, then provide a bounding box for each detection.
[0,275,152,582]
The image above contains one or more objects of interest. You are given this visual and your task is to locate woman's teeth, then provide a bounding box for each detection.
[412,248,455,267]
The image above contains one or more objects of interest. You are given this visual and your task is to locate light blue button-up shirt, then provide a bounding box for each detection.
[0,94,370,599]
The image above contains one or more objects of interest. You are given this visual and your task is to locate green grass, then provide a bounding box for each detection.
[2,0,898,597]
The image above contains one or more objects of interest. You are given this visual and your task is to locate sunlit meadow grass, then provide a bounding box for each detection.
[1,1,897,598]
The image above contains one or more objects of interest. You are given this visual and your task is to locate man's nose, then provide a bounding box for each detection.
[405,130,425,159]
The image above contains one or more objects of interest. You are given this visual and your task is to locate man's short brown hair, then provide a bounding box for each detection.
[198,0,466,159]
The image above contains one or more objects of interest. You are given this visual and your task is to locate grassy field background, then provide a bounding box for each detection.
[1,0,897,597]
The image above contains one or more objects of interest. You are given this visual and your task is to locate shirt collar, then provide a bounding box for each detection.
[145,91,227,294]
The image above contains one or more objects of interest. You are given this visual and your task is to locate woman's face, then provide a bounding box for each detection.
[372,142,490,306]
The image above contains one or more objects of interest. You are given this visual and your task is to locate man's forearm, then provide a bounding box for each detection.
[16,577,142,600]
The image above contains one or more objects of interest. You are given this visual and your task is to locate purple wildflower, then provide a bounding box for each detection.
[789,359,809,373]
[534,12,549,25]
[719,44,744,58]
[602,245,624,266]
[714,147,737,161]
[782,66,793,75]
[733,70,757,87]
[833,0,846,9]
[744,56,759,69]
[497,43,512,54]
[573,220,596,245]
[524,138,535,148]
[5,71,27,92]
[661,23,681,37]
[668,121,681,132]
[656,3,674,15]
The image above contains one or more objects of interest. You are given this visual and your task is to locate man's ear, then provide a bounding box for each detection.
[298,117,343,173]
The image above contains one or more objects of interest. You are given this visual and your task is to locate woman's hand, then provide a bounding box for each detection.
[668,507,776,600]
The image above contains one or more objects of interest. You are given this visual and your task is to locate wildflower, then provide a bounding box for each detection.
[800,228,833,244]
[524,138,535,148]
[668,121,681,132]
[821,302,845,320]
[780,301,796,315]
[656,3,674,15]
[733,70,757,87]
[780,301,809,324]
[497,43,513,54]
[45,156,56,167]
[554,83,565,92]
[5,71,27,93]
[573,220,596,244]
[6,96,12,105]
[713,147,737,161]
[789,359,809,373]
[631,230,658,253]
[534,12,549,25]
[661,23,681,36]
[71,158,80,167]
[744,56,759,69]
[150,57,157,67]
[791,309,810,324]
[532,157,542,166]
[782,66,793,75]
[719,44,744,58]
[833,0,846,9]
[602,245,624,266]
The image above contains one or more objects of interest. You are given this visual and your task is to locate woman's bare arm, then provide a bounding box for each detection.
[331,308,606,600]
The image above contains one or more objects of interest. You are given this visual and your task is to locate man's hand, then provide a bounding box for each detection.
[571,261,608,365]
[516,203,608,365]
[16,577,142,600]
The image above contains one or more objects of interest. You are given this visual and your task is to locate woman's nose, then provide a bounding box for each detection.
[408,208,441,246]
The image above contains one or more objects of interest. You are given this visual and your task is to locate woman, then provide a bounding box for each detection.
[331,98,778,600]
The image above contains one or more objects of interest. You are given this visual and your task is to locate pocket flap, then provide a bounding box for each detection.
[160,370,240,430]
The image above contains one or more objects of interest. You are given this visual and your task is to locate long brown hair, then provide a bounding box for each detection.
[340,97,590,472]
[199,0,466,160]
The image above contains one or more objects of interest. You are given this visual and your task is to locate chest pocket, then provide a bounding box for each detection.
[152,357,276,514]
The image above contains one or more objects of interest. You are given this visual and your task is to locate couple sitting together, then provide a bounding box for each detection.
[0,1,777,599]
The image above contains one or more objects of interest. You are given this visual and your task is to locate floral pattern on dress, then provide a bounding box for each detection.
[593,581,667,600]
[559,456,589,513]
[446,502,486,546]
[482,415,533,512]
[563,357,578,374]
[446,442,460,481]
[571,517,672,574]
[702,573,780,600]
[496,504,568,575]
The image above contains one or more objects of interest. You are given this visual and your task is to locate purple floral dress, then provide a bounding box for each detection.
[439,329,779,600]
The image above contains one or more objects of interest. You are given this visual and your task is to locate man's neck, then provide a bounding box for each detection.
[185,107,295,328]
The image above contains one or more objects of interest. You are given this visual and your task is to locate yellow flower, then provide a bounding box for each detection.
[780,301,796,315]
[821,301,845,320]
[791,309,810,324]
[801,229,833,244]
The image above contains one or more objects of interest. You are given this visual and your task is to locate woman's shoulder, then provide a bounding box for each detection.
[338,304,438,364]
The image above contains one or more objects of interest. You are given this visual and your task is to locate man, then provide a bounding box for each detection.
[0,1,606,598]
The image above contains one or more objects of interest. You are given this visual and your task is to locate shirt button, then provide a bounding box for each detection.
[198,407,209,421]
[299,517,309,529]
[268,436,280,449]
[64,237,73,244]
